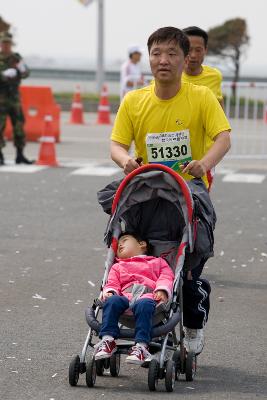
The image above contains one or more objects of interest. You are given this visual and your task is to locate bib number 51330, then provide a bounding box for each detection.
[151,145,188,159]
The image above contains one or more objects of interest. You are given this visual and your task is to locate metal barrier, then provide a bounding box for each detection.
[222,82,267,159]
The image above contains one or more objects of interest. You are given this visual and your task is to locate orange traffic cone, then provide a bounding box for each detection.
[97,84,111,124]
[36,115,59,167]
[69,85,84,124]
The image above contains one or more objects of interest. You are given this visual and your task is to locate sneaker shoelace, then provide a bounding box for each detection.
[131,345,150,359]
[130,345,144,358]
[95,340,111,352]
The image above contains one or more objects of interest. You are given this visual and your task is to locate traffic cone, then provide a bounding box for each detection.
[97,84,111,124]
[69,85,84,124]
[36,115,59,167]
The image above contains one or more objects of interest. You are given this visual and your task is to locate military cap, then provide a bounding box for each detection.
[0,31,14,44]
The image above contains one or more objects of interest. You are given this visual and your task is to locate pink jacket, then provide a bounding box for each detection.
[103,255,174,302]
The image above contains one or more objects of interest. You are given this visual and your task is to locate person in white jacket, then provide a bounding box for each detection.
[120,45,144,101]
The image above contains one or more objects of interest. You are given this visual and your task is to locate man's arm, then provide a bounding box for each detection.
[181,130,231,178]
[111,140,140,174]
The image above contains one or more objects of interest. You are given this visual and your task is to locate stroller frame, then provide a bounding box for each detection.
[69,164,198,391]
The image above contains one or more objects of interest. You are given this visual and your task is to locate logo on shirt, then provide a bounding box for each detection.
[175,118,183,126]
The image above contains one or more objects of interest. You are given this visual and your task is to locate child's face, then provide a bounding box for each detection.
[117,235,147,259]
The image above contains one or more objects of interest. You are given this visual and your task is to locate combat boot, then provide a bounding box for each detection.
[0,150,4,165]
[15,148,34,165]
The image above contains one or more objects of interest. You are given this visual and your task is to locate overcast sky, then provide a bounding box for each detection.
[1,0,266,74]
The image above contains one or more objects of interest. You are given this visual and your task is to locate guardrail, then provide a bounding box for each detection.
[28,70,267,159]
[29,68,267,84]
[221,82,267,159]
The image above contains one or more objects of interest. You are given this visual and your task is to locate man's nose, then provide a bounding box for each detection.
[159,54,169,64]
[189,49,197,58]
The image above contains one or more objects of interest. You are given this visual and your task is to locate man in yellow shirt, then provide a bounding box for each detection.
[182,26,225,187]
[182,26,224,108]
[110,26,231,355]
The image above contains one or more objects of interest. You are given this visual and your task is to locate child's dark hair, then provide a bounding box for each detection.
[147,26,190,57]
[119,232,151,255]
[182,26,208,48]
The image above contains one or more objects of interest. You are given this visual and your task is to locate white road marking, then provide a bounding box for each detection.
[216,167,236,175]
[0,165,47,173]
[1,159,266,182]
[223,173,265,183]
[71,165,120,176]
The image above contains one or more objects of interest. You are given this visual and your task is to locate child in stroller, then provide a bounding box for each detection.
[69,164,215,391]
[94,232,174,364]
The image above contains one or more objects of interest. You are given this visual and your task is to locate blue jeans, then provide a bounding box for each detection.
[100,295,156,344]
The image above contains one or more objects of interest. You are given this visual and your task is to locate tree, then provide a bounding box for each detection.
[0,16,10,33]
[208,18,249,97]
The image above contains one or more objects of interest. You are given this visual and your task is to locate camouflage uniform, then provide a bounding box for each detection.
[0,50,29,151]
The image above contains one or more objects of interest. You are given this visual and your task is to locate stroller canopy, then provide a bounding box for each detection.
[100,165,194,249]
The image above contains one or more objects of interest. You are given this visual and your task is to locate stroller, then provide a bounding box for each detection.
[69,164,214,392]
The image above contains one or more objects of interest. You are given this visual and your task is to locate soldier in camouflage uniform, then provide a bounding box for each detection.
[0,32,33,165]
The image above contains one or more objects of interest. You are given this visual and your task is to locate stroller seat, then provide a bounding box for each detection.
[86,237,183,337]
[118,239,181,329]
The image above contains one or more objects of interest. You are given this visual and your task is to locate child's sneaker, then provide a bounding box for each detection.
[94,339,117,360]
[125,344,151,365]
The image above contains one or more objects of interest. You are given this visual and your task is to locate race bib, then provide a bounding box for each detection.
[146,130,192,171]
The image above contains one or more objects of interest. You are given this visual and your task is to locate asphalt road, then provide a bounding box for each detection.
[0,116,267,400]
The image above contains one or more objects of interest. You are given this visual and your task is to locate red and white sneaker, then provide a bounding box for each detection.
[94,339,117,360]
[125,344,151,365]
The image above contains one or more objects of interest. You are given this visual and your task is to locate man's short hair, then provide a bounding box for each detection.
[182,26,208,48]
[147,26,190,57]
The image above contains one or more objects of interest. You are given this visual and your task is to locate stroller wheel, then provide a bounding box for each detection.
[69,355,80,386]
[110,353,120,377]
[165,359,176,392]
[96,359,105,376]
[185,351,197,381]
[172,350,182,379]
[86,354,97,387]
[148,359,159,391]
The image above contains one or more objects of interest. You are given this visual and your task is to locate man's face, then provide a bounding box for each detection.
[149,40,185,84]
[1,41,12,54]
[186,35,207,70]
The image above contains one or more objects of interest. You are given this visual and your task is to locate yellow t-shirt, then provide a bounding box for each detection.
[182,65,223,101]
[182,65,223,153]
[111,82,231,187]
